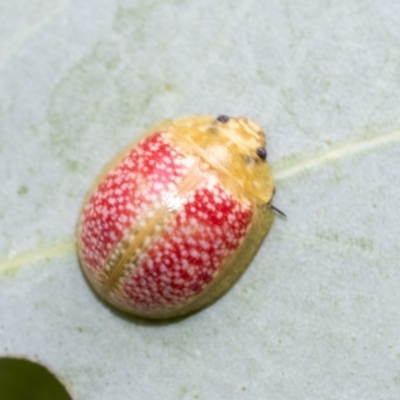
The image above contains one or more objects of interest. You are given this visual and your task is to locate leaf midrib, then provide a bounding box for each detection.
[1,128,399,275]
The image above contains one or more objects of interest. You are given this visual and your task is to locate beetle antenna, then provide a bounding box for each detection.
[269,204,286,217]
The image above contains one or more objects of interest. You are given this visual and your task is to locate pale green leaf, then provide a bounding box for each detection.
[1,1,400,399]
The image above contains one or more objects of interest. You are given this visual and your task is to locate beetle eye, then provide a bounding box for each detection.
[256,147,267,160]
[216,115,230,123]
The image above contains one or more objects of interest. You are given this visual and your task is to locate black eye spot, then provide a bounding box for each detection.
[256,147,267,160]
[216,115,230,123]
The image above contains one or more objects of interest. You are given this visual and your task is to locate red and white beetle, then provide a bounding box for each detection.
[77,115,281,319]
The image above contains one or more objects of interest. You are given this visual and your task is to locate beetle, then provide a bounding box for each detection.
[77,115,281,319]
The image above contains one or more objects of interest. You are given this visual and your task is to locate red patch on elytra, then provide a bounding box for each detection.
[122,183,253,310]
[79,132,188,272]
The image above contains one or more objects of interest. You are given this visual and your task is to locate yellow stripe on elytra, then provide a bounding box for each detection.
[101,165,207,292]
